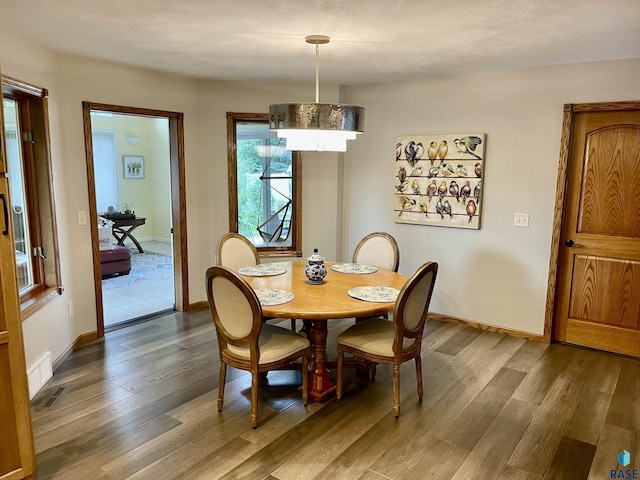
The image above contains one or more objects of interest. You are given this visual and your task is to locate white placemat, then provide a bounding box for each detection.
[331,263,378,274]
[237,264,287,277]
[347,286,400,303]
[255,289,295,306]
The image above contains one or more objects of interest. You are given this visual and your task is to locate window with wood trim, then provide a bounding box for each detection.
[227,112,302,257]
[2,76,61,315]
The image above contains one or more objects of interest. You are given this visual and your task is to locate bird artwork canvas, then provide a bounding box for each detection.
[395,133,486,229]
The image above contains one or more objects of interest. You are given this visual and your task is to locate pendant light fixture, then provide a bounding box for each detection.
[269,35,365,152]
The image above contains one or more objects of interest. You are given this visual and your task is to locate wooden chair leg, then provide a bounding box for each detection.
[290,319,297,331]
[337,349,344,400]
[217,363,227,411]
[251,372,259,428]
[393,363,400,418]
[415,355,423,399]
[301,320,311,337]
[302,352,309,406]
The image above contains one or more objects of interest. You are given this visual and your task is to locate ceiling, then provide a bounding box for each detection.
[0,0,638,86]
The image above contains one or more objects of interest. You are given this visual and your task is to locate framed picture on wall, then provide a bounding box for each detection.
[394,133,486,229]
[123,155,144,179]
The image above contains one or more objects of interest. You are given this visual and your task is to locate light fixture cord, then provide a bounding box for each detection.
[315,43,320,103]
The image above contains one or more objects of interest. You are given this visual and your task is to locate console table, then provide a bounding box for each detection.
[105,216,147,253]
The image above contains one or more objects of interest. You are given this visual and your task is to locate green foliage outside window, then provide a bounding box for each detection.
[236,138,292,240]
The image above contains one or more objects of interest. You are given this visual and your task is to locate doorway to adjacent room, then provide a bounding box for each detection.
[83,102,188,335]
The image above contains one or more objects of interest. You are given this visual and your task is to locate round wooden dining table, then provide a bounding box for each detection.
[241,260,407,402]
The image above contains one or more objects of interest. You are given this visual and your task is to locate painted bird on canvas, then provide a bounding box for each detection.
[448,180,459,202]
[438,181,448,201]
[419,201,428,217]
[460,180,472,204]
[426,179,438,202]
[466,199,477,223]
[441,163,455,176]
[443,200,453,219]
[474,162,482,177]
[428,165,441,178]
[396,142,403,161]
[456,163,468,177]
[427,141,438,165]
[398,166,407,183]
[438,140,448,160]
[408,166,423,177]
[404,141,423,167]
[474,180,482,202]
[395,181,409,193]
[435,199,445,219]
[399,195,416,216]
[454,136,483,160]
[411,179,421,196]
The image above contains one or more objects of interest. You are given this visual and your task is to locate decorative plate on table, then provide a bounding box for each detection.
[255,289,295,306]
[331,263,378,274]
[347,286,400,303]
[237,264,287,277]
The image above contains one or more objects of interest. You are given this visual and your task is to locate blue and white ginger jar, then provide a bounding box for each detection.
[305,248,327,285]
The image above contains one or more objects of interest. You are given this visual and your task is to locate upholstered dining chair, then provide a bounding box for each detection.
[352,231,400,273]
[336,261,438,417]
[206,266,310,428]
[215,233,260,271]
[216,233,296,330]
[353,232,400,322]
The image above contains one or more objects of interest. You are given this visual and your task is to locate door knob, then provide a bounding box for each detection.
[564,239,582,247]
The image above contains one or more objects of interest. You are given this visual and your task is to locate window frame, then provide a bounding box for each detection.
[4,93,44,298]
[2,75,62,317]
[226,112,302,257]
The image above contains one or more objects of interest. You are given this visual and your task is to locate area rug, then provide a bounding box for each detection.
[101,250,173,291]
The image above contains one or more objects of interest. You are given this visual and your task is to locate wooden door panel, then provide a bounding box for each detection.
[554,103,640,357]
[578,126,640,237]
[569,255,640,328]
[566,320,640,357]
[0,343,21,474]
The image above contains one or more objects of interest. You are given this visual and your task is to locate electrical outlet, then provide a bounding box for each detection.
[514,213,530,227]
[77,211,87,226]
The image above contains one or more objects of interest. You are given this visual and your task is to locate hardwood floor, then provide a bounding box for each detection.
[30,310,640,479]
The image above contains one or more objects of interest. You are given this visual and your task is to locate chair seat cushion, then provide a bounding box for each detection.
[227,324,309,364]
[338,318,416,357]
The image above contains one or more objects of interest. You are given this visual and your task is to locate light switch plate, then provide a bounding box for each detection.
[77,211,87,226]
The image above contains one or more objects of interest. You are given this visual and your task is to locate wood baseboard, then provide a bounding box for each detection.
[188,301,208,311]
[429,312,546,343]
[52,330,98,372]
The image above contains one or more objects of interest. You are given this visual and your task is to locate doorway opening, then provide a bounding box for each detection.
[83,103,188,336]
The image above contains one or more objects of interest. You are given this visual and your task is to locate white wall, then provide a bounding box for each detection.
[0,26,342,374]
[342,58,640,335]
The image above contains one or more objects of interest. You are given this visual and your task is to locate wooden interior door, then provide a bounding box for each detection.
[0,62,36,479]
[553,103,640,357]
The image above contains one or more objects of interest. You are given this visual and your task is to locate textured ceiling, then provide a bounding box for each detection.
[0,0,638,85]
